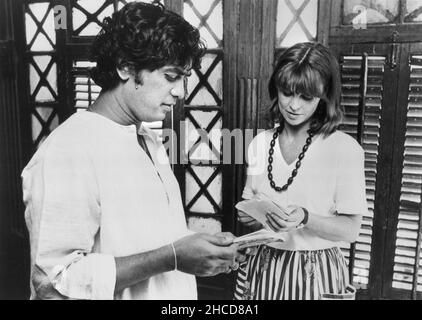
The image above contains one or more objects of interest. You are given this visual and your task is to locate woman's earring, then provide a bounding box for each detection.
[135,84,139,90]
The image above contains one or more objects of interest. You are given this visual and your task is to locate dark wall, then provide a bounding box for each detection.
[0,0,30,300]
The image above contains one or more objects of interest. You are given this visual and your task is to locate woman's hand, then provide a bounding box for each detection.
[266,205,305,232]
[236,210,263,231]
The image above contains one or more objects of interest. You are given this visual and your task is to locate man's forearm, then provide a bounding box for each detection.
[114,244,174,293]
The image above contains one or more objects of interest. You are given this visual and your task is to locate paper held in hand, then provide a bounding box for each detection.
[233,229,286,249]
[234,198,288,249]
[235,197,288,228]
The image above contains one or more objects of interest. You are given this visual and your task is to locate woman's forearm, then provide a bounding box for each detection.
[305,213,362,243]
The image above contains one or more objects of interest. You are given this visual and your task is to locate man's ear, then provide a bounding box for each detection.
[116,67,131,81]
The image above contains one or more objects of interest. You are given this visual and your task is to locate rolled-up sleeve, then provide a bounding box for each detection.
[334,141,368,216]
[22,140,116,300]
[242,133,267,200]
[241,142,256,200]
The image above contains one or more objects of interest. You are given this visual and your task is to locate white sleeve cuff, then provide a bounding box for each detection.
[90,254,116,300]
[52,253,116,300]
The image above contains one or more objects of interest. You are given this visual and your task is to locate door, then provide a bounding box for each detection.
[0,0,31,300]
[383,41,422,300]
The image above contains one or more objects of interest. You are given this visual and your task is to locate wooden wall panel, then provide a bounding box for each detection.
[0,0,30,300]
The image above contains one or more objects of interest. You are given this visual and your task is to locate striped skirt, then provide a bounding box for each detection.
[234,245,356,300]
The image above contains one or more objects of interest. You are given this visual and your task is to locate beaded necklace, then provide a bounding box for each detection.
[267,126,314,192]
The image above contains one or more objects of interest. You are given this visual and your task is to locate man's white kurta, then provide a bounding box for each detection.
[22,111,197,300]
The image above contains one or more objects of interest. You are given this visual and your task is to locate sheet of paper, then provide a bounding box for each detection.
[235,197,288,228]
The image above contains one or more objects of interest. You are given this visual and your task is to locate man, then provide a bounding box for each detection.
[22,2,242,300]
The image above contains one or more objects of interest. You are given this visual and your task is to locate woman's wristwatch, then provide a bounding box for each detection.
[297,207,309,229]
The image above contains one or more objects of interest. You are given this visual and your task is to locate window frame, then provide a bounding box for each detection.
[329,0,422,44]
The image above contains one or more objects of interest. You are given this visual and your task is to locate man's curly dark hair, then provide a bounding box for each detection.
[90,2,205,90]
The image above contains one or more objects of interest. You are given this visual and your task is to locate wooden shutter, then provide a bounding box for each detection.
[338,54,386,289]
[73,61,100,111]
[391,54,422,296]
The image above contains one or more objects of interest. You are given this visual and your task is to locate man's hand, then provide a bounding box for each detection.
[173,232,245,276]
[214,232,247,272]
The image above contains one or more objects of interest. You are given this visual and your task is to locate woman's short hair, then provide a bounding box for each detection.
[268,42,343,136]
[90,2,205,91]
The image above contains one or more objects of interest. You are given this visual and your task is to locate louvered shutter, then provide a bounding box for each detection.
[73,61,100,111]
[72,60,163,138]
[391,54,422,294]
[339,55,386,289]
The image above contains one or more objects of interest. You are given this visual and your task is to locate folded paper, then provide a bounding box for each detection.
[233,229,286,249]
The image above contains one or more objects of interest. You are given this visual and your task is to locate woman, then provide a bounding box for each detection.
[234,42,367,300]
[22,2,242,300]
